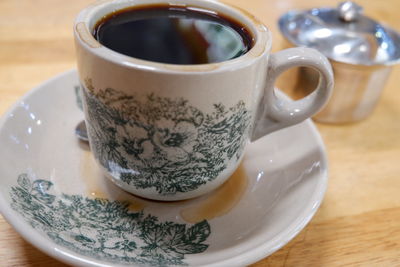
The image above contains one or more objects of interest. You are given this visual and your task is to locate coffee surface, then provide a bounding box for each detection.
[93,5,253,64]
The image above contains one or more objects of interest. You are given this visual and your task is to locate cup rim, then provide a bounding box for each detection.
[73,0,271,74]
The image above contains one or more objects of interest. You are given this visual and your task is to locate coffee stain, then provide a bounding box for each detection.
[79,143,248,217]
[89,190,108,199]
[180,164,248,223]
[80,147,147,210]
[80,148,108,199]
[114,186,147,211]
[76,22,101,48]
[126,201,146,211]
[79,147,247,218]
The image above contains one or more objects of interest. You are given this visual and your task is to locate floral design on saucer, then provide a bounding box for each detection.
[10,173,211,266]
[82,79,251,195]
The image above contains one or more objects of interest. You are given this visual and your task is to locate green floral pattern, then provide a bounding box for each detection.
[74,84,83,111]
[82,80,251,195]
[10,174,211,266]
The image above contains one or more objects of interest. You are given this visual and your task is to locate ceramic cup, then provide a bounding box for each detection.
[74,0,333,201]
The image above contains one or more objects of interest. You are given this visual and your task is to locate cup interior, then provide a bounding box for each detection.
[75,0,270,68]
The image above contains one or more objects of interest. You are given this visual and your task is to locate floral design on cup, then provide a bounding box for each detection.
[82,79,251,195]
[10,174,211,266]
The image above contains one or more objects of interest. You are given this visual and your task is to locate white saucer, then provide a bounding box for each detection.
[0,70,328,267]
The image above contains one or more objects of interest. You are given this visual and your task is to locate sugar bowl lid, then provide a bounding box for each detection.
[278,1,400,66]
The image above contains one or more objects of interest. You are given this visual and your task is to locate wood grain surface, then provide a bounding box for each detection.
[1,0,399,266]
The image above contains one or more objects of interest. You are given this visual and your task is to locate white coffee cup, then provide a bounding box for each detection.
[74,0,333,201]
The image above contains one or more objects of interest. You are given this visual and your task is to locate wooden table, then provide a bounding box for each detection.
[1,0,399,266]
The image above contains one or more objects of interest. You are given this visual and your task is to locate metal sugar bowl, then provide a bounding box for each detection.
[279,1,400,123]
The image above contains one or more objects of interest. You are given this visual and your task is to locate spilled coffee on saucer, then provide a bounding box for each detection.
[93,4,254,64]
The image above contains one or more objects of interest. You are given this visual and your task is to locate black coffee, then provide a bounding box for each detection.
[93,4,254,64]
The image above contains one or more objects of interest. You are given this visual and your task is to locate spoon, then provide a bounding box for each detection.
[75,120,89,142]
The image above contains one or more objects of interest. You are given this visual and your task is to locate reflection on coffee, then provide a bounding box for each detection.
[93,4,254,64]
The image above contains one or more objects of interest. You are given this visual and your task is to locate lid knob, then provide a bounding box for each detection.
[338,1,363,22]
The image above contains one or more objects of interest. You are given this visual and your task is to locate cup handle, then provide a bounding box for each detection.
[251,47,334,141]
